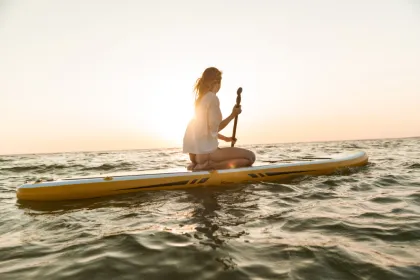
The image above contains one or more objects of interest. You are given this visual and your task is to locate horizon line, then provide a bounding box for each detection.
[1,135,418,157]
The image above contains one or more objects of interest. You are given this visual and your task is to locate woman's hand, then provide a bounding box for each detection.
[218,134,237,144]
[231,105,242,118]
[224,137,237,144]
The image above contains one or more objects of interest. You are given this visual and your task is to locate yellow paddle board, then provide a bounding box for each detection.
[16,151,368,201]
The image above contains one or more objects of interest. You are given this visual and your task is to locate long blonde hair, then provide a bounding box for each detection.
[193,67,222,108]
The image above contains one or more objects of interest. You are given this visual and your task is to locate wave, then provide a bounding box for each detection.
[341,143,364,149]
[1,161,138,173]
[1,164,84,173]
[408,163,420,169]
[81,162,135,171]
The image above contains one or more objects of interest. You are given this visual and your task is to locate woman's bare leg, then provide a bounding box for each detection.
[193,147,256,171]
[194,158,250,170]
[209,147,255,164]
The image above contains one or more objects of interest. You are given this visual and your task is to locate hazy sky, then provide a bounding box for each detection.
[1,0,419,154]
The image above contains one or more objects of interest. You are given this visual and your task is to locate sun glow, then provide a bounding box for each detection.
[130,77,196,148]
[149,100,194,147]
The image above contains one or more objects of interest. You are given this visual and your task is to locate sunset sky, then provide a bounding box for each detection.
[1,0,419,155]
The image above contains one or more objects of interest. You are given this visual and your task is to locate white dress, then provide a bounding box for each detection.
[182,92,223,154]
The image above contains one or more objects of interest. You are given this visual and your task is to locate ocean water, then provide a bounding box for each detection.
[0,137,419,280]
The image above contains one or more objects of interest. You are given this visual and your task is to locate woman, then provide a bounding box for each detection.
[183,67,256,171]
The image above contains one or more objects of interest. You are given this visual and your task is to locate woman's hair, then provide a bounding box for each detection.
[193,67,222,108]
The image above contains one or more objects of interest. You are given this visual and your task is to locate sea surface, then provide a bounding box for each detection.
[0,137,419,280]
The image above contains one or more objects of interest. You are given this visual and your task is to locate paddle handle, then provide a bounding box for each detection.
[231,87,242,147]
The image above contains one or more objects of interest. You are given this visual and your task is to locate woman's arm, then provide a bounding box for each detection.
[218,114,235,131]
[218,133,228,141]
[218,134,236,143]
[218,105,242,132]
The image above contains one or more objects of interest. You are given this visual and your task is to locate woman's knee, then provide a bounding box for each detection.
[246,150,256,163]
[234,147,255,163]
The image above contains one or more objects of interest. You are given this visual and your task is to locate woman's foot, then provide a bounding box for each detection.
[192,160,214,171]
[187,162,196,171]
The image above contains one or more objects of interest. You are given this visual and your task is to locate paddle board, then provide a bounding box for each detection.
[16,151,368,201]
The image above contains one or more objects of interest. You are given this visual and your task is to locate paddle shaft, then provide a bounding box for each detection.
[231,87,242,147]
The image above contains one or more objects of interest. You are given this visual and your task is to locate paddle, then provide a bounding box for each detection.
[231,87,242,147]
